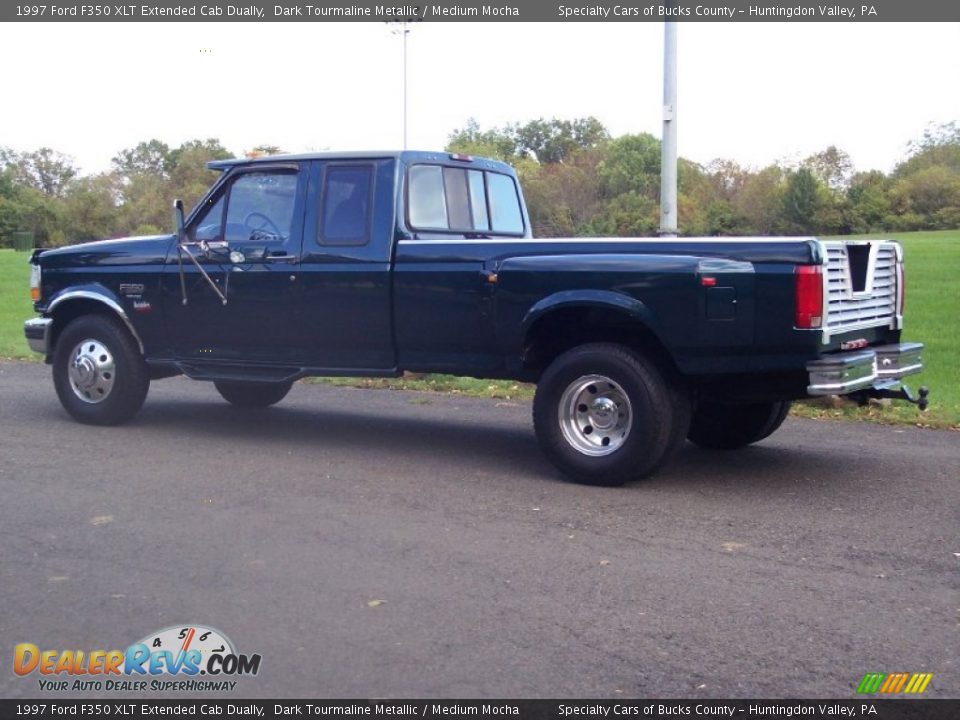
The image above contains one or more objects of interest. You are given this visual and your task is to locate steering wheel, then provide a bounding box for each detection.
[243,211,281,237]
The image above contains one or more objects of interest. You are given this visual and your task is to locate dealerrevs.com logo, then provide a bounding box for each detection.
[856,672,933,694]
[13,625,261,692]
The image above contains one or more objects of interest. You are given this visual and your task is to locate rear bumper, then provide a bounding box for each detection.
[24,317,52,355]
[806,342,923,396]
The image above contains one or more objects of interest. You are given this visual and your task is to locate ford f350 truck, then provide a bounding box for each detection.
[24,151,927,485]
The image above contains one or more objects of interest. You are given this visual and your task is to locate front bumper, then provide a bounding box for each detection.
[24,317,52,355]
[806,342,924,396]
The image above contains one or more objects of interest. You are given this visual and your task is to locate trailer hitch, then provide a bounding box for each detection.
[852,383,929,411]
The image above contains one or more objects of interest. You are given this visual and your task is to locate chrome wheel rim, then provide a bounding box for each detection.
[68,339,116,404]
[558,374,633,456]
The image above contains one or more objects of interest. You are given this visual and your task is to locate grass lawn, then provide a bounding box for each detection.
[0,249,37,359]
[2,232,957,427]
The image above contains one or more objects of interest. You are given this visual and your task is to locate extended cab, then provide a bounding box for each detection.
[24,151,927,485]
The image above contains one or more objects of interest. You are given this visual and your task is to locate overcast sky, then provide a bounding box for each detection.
[2,22,957,175]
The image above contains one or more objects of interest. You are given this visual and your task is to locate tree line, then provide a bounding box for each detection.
[447,118,960,238]
[1,121,958,248]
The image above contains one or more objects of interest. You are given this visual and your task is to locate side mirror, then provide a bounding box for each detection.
[172,198,227,307]
[173,199,186,243]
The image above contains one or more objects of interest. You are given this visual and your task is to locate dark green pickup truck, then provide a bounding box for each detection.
[24,151,926,485]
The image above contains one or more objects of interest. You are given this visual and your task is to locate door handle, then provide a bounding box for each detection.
[264,254,299,264]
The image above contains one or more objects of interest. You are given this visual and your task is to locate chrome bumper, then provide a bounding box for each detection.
[807,342,924,396]
[24,317,52,355]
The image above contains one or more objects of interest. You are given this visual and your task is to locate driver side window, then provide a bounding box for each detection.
[190,170,298,245]
[224,172,297,245]
[191,195,225,243]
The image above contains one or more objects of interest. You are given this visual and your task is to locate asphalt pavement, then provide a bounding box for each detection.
[1,361,957,699]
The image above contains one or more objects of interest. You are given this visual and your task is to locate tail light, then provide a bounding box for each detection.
[795,265,823,329]
[29,263,41,302]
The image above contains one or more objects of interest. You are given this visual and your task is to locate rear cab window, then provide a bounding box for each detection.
[319,164,374,246]
[407,164,524,236]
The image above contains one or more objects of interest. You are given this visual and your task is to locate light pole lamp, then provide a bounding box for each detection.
[386,20,415,150]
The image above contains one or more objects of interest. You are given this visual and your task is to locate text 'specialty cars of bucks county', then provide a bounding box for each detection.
[24,151,928,486]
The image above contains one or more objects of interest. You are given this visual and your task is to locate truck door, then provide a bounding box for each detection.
[392,161,527,375]
[162,163,307,364]
[295,158,396,370]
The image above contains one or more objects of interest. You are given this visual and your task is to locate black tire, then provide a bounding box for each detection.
[533,343,687,486]
[52,314,150,426]
[687,400,792,450]
[214,380,293,408]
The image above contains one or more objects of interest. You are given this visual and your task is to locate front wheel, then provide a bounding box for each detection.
[52,315,150,426]
[214,380,293,408]
[687,400,791,450]
[533,343,686,486]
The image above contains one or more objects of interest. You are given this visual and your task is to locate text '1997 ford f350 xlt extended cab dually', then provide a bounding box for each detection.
[24,151,928,485]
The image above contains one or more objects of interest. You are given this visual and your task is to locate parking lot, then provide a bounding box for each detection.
[1,361,957,698]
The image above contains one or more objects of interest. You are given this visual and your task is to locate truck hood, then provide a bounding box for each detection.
[35,234,175,269]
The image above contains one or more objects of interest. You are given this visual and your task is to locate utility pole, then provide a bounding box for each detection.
[387,21,413,149]
[660,20,678,237]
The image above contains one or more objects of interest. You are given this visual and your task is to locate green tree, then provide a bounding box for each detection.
[0,169,24,244]
[62,174,119,243]
[16,186,64,246]
[706,159,749,202]
[596,133,661,198]
[521,148,605,237]
[804,146,854,190]
[847,170,892,232]
[112,139,173,178]
[111,138,231,234]
[582,192,659,237]
[734,165,786,235]
[891,166,960,227]
[446,119,520,162]
[168,138,232,213]
[705,200,738,236]
[514,116,609,164]
[0,147,78,198]
[898,121,960,176]
[782,167,821,234]
[886,122,960,229]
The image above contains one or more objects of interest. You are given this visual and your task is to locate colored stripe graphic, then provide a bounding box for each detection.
[910,673,933,694]
[857,673,885,693]
[890,673,909,693]
[857,672,932,694]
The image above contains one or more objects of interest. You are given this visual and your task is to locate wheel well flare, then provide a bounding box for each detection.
[523,307,673,378]
[47,297,143,355]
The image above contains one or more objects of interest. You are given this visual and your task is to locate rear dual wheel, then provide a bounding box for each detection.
[687,399,791,450]
[533,343,690,486]
[214,380,293,408]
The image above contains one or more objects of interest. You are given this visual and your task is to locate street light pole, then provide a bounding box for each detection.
[660,20,678,237]
[387,21,412,149]
[402,23,408,149]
